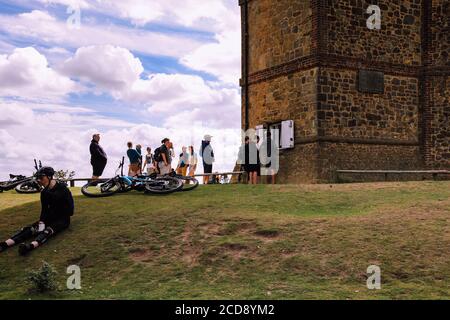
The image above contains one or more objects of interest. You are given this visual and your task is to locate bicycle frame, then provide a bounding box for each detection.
[1,159,42,191]
[111,157,162,190]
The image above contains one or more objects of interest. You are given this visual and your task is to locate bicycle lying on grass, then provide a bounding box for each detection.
[168,170,199,192]
[81,157,185,197]
[0,160,43,194]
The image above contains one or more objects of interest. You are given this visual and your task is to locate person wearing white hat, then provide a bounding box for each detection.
[200,134,215,184]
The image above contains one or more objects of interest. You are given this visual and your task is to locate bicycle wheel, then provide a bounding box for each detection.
[15,180,41,194]
[81,179,122,197]
[0,181,19,191]
[177,175,199,192]
[118,183,133,193]
[144,177,183,195]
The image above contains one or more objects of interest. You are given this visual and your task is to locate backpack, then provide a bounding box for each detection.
[153,147,162,162]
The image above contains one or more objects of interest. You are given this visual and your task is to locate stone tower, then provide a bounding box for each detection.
[239,0,449,183]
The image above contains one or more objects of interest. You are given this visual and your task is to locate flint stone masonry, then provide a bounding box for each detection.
[240,0,449,183]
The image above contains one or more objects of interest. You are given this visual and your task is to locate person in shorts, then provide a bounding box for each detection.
[126,142,141,176]
[158,138,172,175]
[143,147,155,175]
[200,135,215,184]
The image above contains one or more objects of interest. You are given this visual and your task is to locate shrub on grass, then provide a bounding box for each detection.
[27,261,58,293]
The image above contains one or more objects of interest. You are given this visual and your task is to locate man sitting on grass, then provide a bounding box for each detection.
[0,167,74,256]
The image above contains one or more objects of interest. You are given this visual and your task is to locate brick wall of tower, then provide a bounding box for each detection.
[247,0,313,74]
[240,0,449,182]
[247,68,318,138]
[425,0,449,168]
[324,0,422,66]
[317,68,419,141]
[428,0,449,67]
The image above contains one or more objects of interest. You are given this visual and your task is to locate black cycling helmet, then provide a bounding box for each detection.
[35,166,55,178]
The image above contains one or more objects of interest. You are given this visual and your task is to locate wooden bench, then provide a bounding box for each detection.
[336,170,450,181]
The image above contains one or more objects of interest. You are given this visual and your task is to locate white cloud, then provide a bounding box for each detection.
[19,9,56,21]
[80,0,237,32]
[95,0,242,84]
[0,10,204,59]
[37,0,91,9]
[180,30,241,84]
[0,47,77,100]
[62,45,143,95]
[60,45,240,128]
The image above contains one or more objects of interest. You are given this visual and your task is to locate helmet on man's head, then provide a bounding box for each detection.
[35,167,55,178]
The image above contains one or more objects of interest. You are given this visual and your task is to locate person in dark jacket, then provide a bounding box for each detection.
[90,133,107,180]
[0,167,74,256]
[200,134,215,184]
[238,136,259,184]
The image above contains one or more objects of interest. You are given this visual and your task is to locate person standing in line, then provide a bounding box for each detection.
[188,146,198,181]
[126,142,141,177]
[176,146,190,176]
[143,147,155,175]
[168,142,175,166]
[136,144,143,175]
[158,138,172,175]
[90,133,107,181]
[200,134,215,184]
[239,136,259,184]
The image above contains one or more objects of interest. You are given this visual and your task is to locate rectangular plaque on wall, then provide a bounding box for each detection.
[358,69,384,93]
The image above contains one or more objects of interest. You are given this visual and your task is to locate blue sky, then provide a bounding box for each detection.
[0,0,242,179]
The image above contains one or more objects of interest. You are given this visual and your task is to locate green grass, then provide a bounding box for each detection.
[0,181,449,299]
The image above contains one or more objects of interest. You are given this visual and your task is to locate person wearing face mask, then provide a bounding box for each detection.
[0,167,74,256]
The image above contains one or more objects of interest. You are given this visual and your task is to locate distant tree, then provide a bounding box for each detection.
[54,169,75,180]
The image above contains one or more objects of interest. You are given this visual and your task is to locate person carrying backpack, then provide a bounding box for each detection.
[155,138,172,175]
[0,167,74,256]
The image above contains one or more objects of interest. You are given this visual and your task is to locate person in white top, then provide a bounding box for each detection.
[176,146,190,176]
[188,146,198,181]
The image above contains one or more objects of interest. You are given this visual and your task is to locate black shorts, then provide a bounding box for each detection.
[244,164,259,173]
[92,161,106,177]
[203,163,213,174]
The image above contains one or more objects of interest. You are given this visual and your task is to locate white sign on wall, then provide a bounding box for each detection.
[281,120,294,149]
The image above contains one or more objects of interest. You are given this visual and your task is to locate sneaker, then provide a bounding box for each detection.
[0,242,9,253]
[18,243,34,256]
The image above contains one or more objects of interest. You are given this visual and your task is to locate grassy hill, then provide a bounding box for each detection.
[0,181,449,299]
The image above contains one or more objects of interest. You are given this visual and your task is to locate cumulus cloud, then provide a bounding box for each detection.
[37,0,91,9]
[180,30,241,84]
[0,10,203,59]
[0,47,77,100]
[12,2,242,85]
[60,45,240,128]
[80,0,237,31]
[61,45,143,95]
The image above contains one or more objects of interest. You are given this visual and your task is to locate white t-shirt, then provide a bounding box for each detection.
[189,152,198,166]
